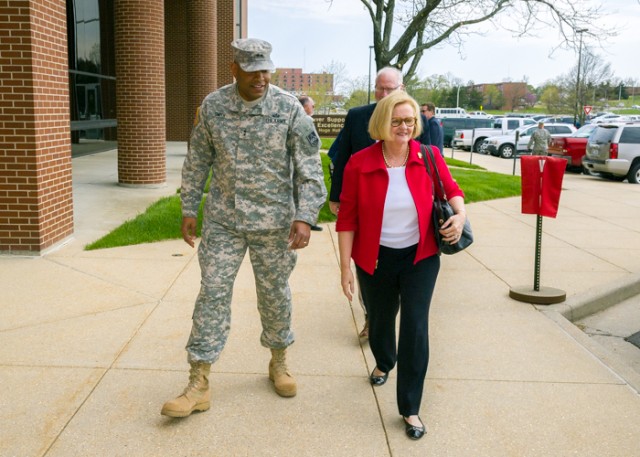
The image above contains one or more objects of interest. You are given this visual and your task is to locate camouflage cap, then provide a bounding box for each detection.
[231,38,275,72]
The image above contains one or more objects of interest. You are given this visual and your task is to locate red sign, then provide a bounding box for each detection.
[583,105,593,115]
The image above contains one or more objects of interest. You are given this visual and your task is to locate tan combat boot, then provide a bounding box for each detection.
[269,348,297,397]
[161,362,211,417]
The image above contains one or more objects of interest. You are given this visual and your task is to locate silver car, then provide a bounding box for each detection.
[483,123,577,159]
[583,122,640,183]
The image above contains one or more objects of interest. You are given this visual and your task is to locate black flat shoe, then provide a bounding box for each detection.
[403,416,425,440]
[369,369,388,386]
[310,225,323,231]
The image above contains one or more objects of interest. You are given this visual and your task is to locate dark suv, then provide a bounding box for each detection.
[583,122,640,183]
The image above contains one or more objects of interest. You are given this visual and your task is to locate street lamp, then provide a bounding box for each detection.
[574,28,588,126]
[619,82,623,101]
[367,45,374,104]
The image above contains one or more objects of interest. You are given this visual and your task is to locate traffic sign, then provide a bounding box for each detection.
[583,105,593,115]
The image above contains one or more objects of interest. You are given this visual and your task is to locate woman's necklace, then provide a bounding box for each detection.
[382,142,409,168]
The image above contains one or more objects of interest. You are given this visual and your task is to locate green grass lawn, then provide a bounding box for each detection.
[85,152,520,250]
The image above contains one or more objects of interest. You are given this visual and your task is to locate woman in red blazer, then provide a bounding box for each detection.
[336,91,467,440]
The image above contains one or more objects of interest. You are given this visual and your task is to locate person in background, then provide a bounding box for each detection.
[161,38,326,418]
[528,120,552,155]
[329,67,431,340]
[336,91,466,440]
[298,95,323,232]
[420,102,444,156]
[327,129,343,178]
[298,95,314,116]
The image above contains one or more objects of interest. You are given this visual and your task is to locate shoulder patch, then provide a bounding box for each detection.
[306,131,320,147]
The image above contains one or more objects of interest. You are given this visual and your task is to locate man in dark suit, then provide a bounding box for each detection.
[329,66,431,339]
[329,67,431,213]
[421,102,444,156]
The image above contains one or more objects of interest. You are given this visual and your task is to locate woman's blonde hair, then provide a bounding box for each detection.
[368,91,423,141]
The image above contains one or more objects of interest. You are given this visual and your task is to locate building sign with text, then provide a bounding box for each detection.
[312,115,345,137]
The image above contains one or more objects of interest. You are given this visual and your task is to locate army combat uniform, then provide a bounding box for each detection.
[181,82,326,365]
[528,127,552,155]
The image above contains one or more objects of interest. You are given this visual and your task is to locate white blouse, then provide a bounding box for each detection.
[380,167,420,249]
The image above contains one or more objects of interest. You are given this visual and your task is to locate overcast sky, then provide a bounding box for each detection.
[247,0,640,91]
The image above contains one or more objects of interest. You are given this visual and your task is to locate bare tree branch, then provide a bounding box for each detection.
[354,0,612,81]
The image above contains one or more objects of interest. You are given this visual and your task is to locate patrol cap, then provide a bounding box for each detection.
[231,38,275,72]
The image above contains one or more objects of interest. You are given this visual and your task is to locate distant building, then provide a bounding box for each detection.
[470,82,529,111]
[271,68,334,96]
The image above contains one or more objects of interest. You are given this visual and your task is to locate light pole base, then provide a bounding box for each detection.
[509,286,566,305]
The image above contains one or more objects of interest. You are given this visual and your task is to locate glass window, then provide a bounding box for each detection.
[68,0,117,154]
[73,0,101,73]
[619,127,640,144]
[590,127,618,144]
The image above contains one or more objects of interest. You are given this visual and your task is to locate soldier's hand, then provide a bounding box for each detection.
[329,201,340,216]
[288,220,311,250]
[181,217,198,248]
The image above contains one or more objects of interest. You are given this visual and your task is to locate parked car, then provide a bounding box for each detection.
[541,115,576,125]
[468,111,493,119]
[470,117,536,153]
[548,123,599,173]
[483,123,577,159]
[530,114,549,121]
[588,113,621,124]
[441,117,494,148]
[435,107,470,118]
[632,105,640,109]
[583,122,640,183]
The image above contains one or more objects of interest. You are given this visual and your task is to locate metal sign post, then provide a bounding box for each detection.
[509,156,567,304]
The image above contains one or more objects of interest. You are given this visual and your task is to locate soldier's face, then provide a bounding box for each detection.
[232,63,271,101]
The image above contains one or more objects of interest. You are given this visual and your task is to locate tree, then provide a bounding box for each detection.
[319,60,350,95]
[483,85,504,110]
[338,0,607,81]
[465,86,484,109]
[540,85,562,113]
[343,76,371,109]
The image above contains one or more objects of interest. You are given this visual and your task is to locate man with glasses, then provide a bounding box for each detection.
[420,102,444,156]
[329,67,431,340]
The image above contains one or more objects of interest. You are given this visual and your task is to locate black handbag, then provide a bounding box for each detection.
[421,144,473,255]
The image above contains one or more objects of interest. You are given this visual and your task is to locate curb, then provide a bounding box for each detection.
[537,272,640,395]
[543,272,640,322]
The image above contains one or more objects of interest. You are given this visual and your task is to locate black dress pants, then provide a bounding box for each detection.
[356,244,440,416]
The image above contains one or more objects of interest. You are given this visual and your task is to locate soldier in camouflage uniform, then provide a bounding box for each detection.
[161,38,326,418]
[528,121,552,155]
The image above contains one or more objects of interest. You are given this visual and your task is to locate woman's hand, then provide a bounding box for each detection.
[439,212,466,244]
[341,267,355,302]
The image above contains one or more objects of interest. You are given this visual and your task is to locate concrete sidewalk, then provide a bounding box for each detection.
[1,144,640,456]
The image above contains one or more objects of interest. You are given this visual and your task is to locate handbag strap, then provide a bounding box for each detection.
[420,144,446,200]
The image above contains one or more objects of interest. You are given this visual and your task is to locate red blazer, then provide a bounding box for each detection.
[335,139,464,274]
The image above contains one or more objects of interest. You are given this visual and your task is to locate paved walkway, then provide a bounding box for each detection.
[1,144,640,456]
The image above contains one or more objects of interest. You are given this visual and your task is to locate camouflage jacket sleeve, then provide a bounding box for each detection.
[181,102,214,218]
[289,109,327,225]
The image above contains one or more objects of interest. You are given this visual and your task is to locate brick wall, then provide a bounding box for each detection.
[187,0,217,130]
[0,0,73,253]
[165,0,189,141]
[165,0,244,141]
[115,0,166,185]
[216,0,236,87]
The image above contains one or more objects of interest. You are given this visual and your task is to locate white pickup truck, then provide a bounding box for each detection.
[453,117,536,152]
